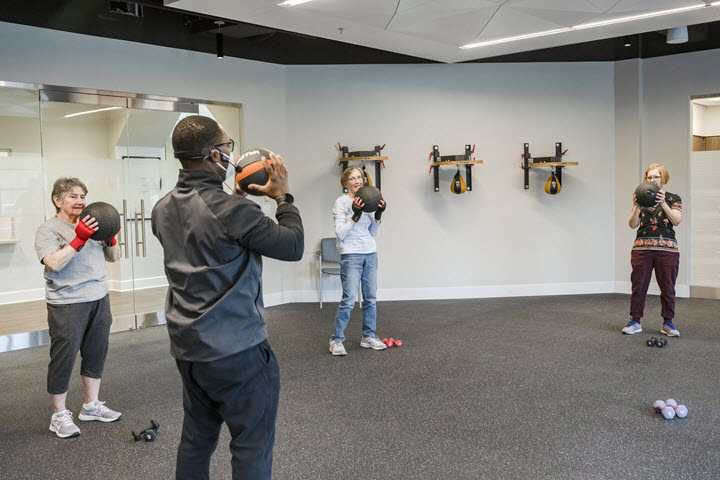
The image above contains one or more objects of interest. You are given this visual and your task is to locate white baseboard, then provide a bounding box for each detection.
[108,276,167,292]
[0,281,690,307]
[0,288,45,305]
[263,281,618,306]
[614,281,689,298]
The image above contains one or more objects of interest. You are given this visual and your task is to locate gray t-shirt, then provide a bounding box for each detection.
[34,216,109,304]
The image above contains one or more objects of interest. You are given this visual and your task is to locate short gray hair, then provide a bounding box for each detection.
[51,177,88,213]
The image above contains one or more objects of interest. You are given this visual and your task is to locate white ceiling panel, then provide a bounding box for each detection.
[389,7,499,46]
[170,0,720,63]
[471,7,571,39]
[504,6,602,28]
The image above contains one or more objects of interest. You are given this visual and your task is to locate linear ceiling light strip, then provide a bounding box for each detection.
[461,2,716,49]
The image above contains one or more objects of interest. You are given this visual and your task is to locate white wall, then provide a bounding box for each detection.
[692,103,720,137]
[637,49,720,296]
[690,150,720,289]
[692,103,706,136]
[2,20,720,307]
[0,21,287,303]
[613,48,720,297]
[282,63,616,301]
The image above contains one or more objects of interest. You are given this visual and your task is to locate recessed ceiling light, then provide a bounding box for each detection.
[461,2,716,49]
[64,107,122,118]
[278,0,312,6]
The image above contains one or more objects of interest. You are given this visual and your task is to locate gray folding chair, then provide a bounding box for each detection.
[316,238,363,309]
[316,238,341,308]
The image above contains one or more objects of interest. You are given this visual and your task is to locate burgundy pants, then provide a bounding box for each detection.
[630,249,679,321]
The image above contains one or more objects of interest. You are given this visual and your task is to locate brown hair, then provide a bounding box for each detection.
[51,177,88,213]
[340,166,363,189]
[644,164,669,184]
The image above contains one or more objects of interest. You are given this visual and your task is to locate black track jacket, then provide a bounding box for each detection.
[151,169,304,362]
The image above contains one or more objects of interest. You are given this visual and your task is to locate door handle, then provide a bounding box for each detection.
[119,199,129,259]
[135,199,146,257]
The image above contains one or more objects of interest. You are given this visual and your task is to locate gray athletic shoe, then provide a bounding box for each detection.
[49,410,81,438]
[329,339,347,356]
[360,335,388,350]
[661,322,680,337]
[78,401,122,423]
[622,319,642,335]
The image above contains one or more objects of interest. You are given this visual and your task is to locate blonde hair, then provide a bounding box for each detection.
[644,164,669,184]
[340,166,363,189]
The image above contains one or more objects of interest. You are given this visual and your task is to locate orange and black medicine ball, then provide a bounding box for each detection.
[235,147,274,195]
[450,170,466,194]
[544,173,561,195]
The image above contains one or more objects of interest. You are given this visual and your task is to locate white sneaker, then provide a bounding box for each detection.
[78,400,122,423]
[49,410,81,438]
[360,335,388,351]
[329,339,347,356]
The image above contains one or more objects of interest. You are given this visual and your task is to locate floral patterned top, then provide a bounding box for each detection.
[633,191,682,252]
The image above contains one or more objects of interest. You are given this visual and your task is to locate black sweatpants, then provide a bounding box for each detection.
[174,340,280,480]
[46,295,112,395]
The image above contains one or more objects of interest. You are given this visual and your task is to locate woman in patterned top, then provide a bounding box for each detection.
[622,164,683,337]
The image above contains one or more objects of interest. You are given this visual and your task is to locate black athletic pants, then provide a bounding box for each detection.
[174,340,280,480]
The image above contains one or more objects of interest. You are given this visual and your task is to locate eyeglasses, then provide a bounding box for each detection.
[214,139,235,153]
[646,175,661,181]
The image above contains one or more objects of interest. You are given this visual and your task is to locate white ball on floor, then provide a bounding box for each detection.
[662,406,676,419]
[675,405,688,418]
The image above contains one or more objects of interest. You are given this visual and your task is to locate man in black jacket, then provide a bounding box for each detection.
[151,115,303,480]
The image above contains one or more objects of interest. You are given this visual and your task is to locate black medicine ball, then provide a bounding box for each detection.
[355,185,382,212]
[635,181,660,207]
[235,148,273,195]
[80,202,121,242]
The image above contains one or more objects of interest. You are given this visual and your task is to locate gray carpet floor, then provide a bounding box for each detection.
[0,293,718,480]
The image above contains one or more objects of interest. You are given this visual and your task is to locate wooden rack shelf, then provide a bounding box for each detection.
[432,160,483,166]
[338,156,388,162]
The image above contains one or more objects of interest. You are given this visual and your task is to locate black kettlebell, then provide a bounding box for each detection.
[656,338,668,348]
[646,337,658,347]
[132,419,160,442]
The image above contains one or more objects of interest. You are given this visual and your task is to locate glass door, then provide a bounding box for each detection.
[38,92,137,332]
[122,100,242,328]
[0,86,47,348]
[121,101,184,329]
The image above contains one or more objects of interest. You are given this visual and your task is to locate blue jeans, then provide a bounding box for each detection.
[332,252,378,341]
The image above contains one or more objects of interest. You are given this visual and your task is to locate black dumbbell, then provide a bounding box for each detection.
[656,338,668,348]
[132,419,160,442]
[646,337,658,347]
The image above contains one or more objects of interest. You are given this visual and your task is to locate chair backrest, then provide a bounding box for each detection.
[320,237,341,263]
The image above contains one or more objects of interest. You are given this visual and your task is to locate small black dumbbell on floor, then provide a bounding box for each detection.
[646,337,658,347]
[656,338,668,348]
[132,420,160,442]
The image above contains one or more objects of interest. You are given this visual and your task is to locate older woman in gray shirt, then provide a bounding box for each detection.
[34,177,122,438]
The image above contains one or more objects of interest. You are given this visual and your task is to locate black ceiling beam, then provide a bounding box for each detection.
[0,0,436,65]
